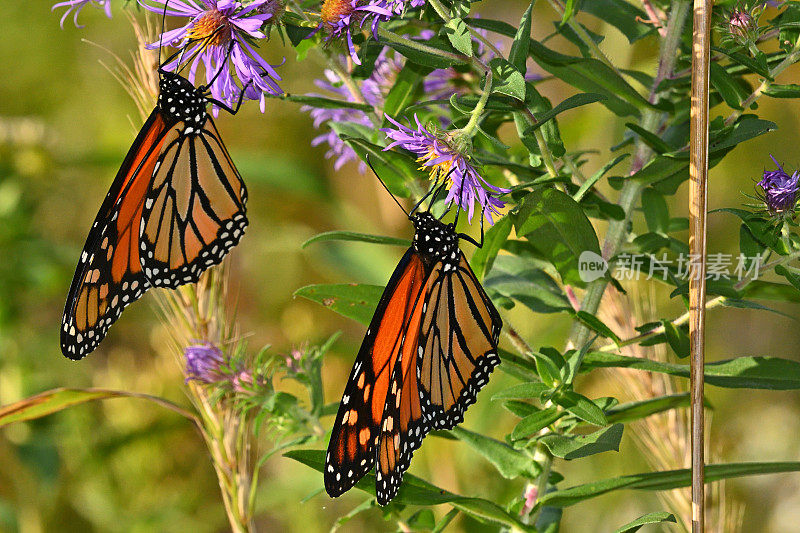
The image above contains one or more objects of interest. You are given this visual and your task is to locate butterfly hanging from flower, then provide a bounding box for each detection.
[324,165,503,505]
[60,30,255,359]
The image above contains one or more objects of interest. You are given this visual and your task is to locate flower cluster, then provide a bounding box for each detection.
[382,115,508,223]
[317,0,392,65]
[303,48,402,171]
[142,0,283,113]
[184,341,262,394]
[758,155,800,215]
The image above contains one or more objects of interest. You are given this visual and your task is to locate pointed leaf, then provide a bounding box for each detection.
[613,512,677,533]
[302,231,410,249]
[540,424,623,460]
[582,353,800,390]
[538,461,800,508]
[512,406,563,439]
[294,284,382,326]
[450,427,540,479]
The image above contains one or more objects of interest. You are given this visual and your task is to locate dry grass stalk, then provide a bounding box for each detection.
[599,286,743,532]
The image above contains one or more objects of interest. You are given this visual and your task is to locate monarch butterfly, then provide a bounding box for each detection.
[324,171,503,505]
[61,38,248,360]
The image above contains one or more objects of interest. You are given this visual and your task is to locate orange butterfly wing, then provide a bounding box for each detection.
[61,111,168,359]
[325,249,427,497]
[139,117,247,288]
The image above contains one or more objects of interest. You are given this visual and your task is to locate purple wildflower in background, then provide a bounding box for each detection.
[184,343,226,384]
[52,0,112,28]
[758,155,800,214]
[382,115,508,223]
[304,49,402,171]
[318,0,391,65]
[142,0,283,113]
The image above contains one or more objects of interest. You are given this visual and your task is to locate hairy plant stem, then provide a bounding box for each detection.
[460,70,493,138]
[568,0,691,349]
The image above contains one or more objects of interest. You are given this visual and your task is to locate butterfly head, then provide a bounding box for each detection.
[411,212,460,271]
[158,71,208,132]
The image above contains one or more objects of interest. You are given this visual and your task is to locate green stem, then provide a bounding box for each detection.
[426,0,452,22]
[377,27,470,64]
[528,445,554,524]
[568,0,691,348]
[460,70,493,138]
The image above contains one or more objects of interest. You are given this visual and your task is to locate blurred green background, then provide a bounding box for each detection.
[2,1,800,531]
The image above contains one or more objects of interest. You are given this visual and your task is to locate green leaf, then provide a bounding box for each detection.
[523,93,606,134]
[574,153,629,202]
[540,424,623,460]
[489,58,526,100]
[511,406,563,439]
[492,382,550,401]
[538,461,800,508]
[443,18,473,56]
[554,390,608,426]
[263,93,373,111]
[710,61,745,109]
[714,208,790,255]
[605,393,690,424]
[708,117,777,156]
[294,284,382,326]
[521,85,566,157]
[534,350,563,387]
[509,0,534,72]
[483,257,572,314]
[613,512,677,533]
[625,123,671,154]
[286,450,535,531]
[0,388,195,428]
[302,231,410,249]
[660,320,689,359]
[582,353,800,390]
[573,311,621,344]
[763,83,800,98]
[470,215,512,281]
[528,40,649,117]
[450,427,539,479]
[775,265,800,293]
[641,188,669,233]
[383,64,426,118]
[515,188,601,286]
[581,0,653,43]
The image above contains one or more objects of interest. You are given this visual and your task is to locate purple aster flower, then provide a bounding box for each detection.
[184,342,226,384]
[52,0,112,28]
[303,49,402,171]
[318,0,391,65]
[758,155,800,214]
[142,0,283,113]
[382,115,508,223]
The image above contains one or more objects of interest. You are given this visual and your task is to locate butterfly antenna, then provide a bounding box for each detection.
[366,155,409,218]
[427,167,458,217]
[158,0,169,68]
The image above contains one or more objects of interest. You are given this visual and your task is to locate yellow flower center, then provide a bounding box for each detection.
[187,10,230,46]
[320,0,353,25]
[417,144,456,185]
